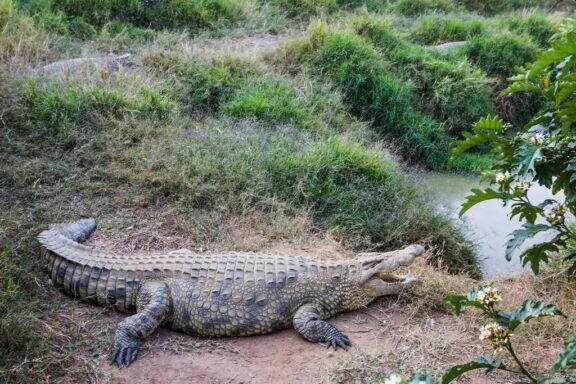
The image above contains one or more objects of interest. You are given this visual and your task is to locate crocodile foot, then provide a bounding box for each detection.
[321,326,351,350]
[109,330,141,367]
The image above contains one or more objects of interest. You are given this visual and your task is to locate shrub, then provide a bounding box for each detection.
[50,0,245,30]
[222,76,310,128]
[411,14,488,45]
[503,12,557,47]
[394,0,454,16]
[304,31,452,168]
[388,44,493,135]
[267,0,338,18]
[351,13,404,51]
[464,32,537,77]
[453,21,576,274]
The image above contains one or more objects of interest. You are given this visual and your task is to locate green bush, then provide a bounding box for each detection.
[304,31,452,168]
[50,0,245,30]
[394,0,454,16]
[465,32,537,76]
[411,14,488,45]
[388,44,493,135]
[267,0,337,18]
[222,76,310,128]
[19,76,174,149]
[503,12,556,47]
[351,13,404,51]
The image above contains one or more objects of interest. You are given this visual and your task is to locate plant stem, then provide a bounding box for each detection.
[506,342,537,382]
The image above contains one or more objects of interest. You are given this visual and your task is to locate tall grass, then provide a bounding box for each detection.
[410,13,489,45]
[464,31,537,76]
[284,27,452,169]
[50,0,246,29]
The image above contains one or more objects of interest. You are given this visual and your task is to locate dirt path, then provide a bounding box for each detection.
[100,305,478,384]
[179,33,297,60]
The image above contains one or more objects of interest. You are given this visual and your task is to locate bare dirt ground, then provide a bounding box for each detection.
[99,305,476,384]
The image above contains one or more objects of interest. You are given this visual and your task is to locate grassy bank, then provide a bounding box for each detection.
[1,0,574,382]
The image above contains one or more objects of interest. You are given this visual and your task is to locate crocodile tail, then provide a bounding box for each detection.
[49,217,96,243]
[37,219,139,313]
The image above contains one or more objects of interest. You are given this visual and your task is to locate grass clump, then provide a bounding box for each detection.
[464,31,537,76]
[411,14,488,45]
[50,0,246,30]
[221,77,309,128]
[266,0,337,18]
[394,0,454,16]
[449,152,492,173]
[264,136,477,271]
[293,28,452,169]
[503,11,557,47]
[388,44,492,135]
[19,75,175,150]
[351,13,404,52]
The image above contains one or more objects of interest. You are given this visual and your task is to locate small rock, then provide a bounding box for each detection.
[327,351,334,357]
[426,318,436,327]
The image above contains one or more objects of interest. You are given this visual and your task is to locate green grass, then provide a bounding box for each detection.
[410,13,489,45]
[464,31,537,77]
[50,0,246,29]
[502,11,557,47]
[292,28,452,169]
[394,0,454,16]
[266,0,337,18]
[386,44,492,135]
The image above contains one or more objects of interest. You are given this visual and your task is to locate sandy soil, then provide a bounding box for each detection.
[99,305,480,384]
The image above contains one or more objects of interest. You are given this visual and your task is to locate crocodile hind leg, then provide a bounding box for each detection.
[293,304,350,350]
[109,282,170,367]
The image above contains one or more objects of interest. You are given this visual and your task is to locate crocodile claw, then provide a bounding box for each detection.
[109,331,141,368]
[109,345,139,367]
[323,330,351,351]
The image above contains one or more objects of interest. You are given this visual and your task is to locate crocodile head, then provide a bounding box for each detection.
[358,244,424,298]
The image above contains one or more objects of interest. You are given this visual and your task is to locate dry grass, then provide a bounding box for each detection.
[330,258,576,383]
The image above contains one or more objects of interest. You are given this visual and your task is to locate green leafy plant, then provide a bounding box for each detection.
[443,285,571,383]
[388,286,574,383]
[451,19,576,274]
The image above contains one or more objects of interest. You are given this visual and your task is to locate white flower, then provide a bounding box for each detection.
[528,132,545,145]
[514,180,532,191]
[495,171,511,183]
[479,322,509,354]
[384,373,404,384]
[477,286,501,306]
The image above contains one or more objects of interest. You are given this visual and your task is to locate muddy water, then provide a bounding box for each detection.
[421,173,558,279]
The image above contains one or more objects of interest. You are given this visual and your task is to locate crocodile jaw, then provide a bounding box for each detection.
[361,273,420,297]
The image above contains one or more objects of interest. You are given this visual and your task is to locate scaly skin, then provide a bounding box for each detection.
[38,218,424,367]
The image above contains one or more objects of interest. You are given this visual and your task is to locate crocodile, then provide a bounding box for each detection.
[37,218,424,367]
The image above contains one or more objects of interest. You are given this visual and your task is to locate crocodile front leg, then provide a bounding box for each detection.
[293,304,350,350]
[109,281,170,367]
